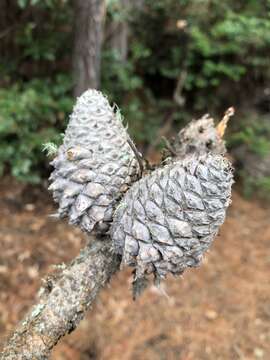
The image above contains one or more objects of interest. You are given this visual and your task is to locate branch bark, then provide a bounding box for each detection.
[0,238,120,360]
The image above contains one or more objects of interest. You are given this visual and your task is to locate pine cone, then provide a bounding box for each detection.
[49,89,141,233]
[111,154,233,293]
[171,115,226,158]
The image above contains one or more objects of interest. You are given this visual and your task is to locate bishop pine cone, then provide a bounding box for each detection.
[49,89,140,233]
[111,154,233,282]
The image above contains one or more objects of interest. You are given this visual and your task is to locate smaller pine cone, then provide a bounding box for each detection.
[49,89,140,233]
[172,115,226,158]
[111,154,233,282]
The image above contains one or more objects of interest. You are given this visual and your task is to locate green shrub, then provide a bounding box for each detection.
[0,75,73,183]
[228,114,270,199]
[229,118,270,158]
[1,0,270,186]
[102,0,270,146]
[242,175,270,200]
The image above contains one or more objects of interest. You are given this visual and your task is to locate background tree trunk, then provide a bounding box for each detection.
[108,0,144,62]
[108,0,130,63]
[73,0,106,97]
[0,0,11,57]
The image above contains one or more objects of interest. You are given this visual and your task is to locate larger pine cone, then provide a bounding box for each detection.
[111,154,233,283]
[49,90,140,233]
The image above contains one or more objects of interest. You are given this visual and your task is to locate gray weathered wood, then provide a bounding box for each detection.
[0,239,120,360]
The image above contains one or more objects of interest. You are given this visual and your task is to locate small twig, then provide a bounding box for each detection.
[232,344,245,360]
[127,138,144,177]
[173,69,187,107]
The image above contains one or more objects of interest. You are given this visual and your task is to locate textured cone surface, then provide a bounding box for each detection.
[111,154,233,280]
[172,115,226,158]
[49,89,140,233]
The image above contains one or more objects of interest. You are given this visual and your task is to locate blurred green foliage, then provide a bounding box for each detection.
[0,75,73,182]
[228,114,270,199]
[242,176,270,200]
[0,0,270,189]
[229,120,270,158]
[103,0,270,149]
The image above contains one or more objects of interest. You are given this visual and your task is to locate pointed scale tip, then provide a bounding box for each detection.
[216,107,235,138]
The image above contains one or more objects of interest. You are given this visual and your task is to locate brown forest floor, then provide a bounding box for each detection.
[0,178,269,360]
